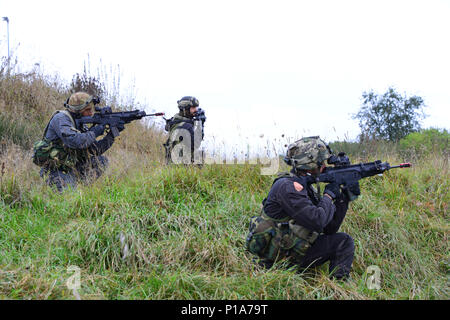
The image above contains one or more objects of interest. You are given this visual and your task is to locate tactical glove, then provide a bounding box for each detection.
[342,181,361,201]
[347,181,361,196]
[117,124,125,132]
[324,182,340,200]
[90,124,105,137]
[193,108,206,122]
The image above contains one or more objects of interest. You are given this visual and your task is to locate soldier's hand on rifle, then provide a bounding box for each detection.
[346,182,361,196]
[90,124,106,137]
[117,124,125,132]
[193,108,206,122]
[341,181,361,201]
[324,182,340,200]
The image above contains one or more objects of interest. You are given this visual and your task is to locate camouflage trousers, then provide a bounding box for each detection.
[40,156,109,192]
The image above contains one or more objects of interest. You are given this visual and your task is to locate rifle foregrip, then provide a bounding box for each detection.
[111,126,120,138]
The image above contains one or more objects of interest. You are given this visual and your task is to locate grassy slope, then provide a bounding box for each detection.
[0,156,448,299]
[0,62,448,299]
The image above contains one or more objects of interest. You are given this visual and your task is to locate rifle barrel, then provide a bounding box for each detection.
[145,112,165,117]
[390,163,412,169]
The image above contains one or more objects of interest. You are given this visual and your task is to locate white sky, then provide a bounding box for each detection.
[1,0,449,155]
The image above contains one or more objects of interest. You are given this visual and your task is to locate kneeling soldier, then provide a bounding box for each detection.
[33,92,121,192]
[246,136,357,280]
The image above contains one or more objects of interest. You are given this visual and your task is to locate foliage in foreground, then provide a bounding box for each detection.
[0,154,448,299]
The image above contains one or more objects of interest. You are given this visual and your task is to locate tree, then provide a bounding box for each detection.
[353,87,427,142]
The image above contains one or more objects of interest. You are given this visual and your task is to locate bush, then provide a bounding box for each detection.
[399,128,449,158]
[353,87,427,142]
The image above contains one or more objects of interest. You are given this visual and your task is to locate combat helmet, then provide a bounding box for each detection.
[284,136,331,171]
[64,92,99,113]
[177,96,199,117]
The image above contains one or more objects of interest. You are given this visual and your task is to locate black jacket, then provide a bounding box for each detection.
[263,175,349,234]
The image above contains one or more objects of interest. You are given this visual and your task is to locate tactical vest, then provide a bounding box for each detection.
[32,110,87,171]
[163,114,195,163]
[245,172,320,264]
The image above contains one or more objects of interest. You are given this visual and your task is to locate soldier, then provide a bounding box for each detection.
[245,136,360,280]
[163,96,206,166]
[34,92,123,192]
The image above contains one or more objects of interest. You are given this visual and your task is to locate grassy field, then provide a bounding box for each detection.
[0,60,448,300]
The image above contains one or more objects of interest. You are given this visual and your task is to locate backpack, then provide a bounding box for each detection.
[245,173,319,264]
[32,110,83,169]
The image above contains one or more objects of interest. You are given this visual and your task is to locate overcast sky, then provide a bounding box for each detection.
[1,0,449,156]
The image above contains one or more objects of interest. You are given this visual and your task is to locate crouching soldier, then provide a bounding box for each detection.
[163,96,206,166]
[246,136,359,280]
[33,92,122,192]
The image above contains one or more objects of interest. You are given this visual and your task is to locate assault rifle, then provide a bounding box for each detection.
[306,152,412,200]
[76,106,165,137]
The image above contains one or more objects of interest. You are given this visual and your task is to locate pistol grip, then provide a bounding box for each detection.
[111,126,120,138]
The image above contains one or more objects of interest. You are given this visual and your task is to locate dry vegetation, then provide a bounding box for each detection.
[0,58,448,300]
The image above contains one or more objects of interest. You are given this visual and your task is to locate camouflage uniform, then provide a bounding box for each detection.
[36,93,115,192]
[246,136,355,279]
[164,96,205,165]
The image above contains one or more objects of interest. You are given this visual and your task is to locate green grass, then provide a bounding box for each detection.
[0,158,448,300]
[0,57,448,299]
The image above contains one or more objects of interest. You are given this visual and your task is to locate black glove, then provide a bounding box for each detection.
[90,124,105,137]
[193,108,206,122]
[324,182,340,200]
[346,181,361,196]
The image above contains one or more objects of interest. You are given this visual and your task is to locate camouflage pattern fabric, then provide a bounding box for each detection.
[177,96,199,117]
[64,92,94,113]
[32,138,87,171]
[246,215,282,261]
[33,110,89,170]
[177,96,199,109]
[40,155,109,192]
[245,211,313,264]
[284,136,331,170]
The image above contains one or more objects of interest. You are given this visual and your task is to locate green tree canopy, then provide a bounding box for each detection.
[353,87,427,141]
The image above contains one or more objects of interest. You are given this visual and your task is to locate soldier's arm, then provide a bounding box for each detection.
[86,132,115,156]
[277,180,336,232]
[323,195,349,234]
[49,112,97,149]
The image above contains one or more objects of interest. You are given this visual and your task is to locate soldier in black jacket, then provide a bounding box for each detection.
[246,136,359,280]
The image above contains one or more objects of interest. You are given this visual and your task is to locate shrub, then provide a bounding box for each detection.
[399,128,449,158]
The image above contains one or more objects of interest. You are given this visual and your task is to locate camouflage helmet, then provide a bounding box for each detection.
[64,92,94,113]
[284,136,331,170]
[177,96,199,116]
